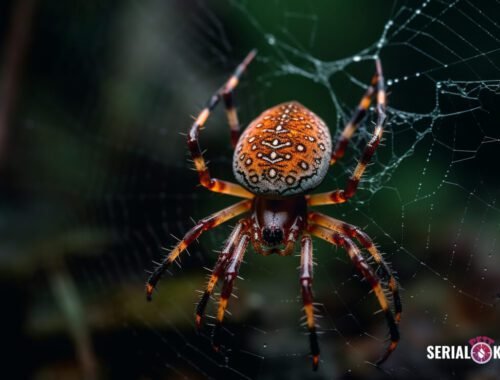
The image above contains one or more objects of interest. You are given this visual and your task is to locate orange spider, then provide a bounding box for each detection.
[146,50,401,370]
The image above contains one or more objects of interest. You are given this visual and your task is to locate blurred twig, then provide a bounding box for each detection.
[0,0,38,164]
[49,263,99,380]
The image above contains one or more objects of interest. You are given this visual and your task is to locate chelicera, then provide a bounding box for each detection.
[146,50,401,370]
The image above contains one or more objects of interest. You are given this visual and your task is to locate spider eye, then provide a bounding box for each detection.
[262,226,284,246]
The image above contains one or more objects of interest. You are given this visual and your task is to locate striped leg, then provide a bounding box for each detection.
[195,220,248,328]
[308,59,386,207]
[212,232,250,351]
[308,212,401,323]
[188,50,257,198]
[299,233,320,371]
[145,200,252,300]
[307,224,399,365]
[222,50,257,146]
[330,74,377,165]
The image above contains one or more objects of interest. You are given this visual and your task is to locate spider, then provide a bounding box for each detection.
[146,50,401,371]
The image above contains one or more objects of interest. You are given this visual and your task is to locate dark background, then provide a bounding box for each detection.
[1,1,499,379]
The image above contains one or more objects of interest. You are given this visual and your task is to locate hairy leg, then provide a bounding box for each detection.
[212,232,250,350]
[330,73,377,165]
[195,220,248,328]
[188,50,257,198]
[299,233,320,370]
[308,224,399,365]
[146,199,251,300]
[307,59,386,206]
[222,50,257,146]
[308,212,401,323]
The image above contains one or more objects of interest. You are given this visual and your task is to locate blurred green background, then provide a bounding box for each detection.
[1,1,499,379]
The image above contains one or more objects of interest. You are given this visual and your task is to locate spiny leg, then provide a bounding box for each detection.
[188,50,257,198]
[330,73,377,165]
[195,220,248,328]
[222,49,257,147]
[145,199,252,300]
[212,232,250,351]
[308,212,401,323]
[307,224,399,365]
[307,58,386,207]
[299,233,320,371]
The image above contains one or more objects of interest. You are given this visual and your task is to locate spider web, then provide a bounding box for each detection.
[14,0,500,379]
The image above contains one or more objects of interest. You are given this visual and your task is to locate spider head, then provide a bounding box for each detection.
[251,196,307,253]
[262,226,284,246]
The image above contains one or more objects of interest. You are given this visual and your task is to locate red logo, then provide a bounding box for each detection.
[469,336,494,364]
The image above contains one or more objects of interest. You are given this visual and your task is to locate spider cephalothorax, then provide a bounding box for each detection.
[146,50,401,371]
[251,196,306,254]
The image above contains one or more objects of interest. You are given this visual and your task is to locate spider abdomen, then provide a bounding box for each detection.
[233,101,332,196]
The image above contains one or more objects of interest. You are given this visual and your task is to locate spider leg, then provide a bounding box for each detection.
[222,50,257,147]
[308,212,401,323]
[188,50,257,199]
[330,73,377,165]
[307,59,386,206]
[307,224,399,365]
[299,233,320,371]
[195,220,248,328]
[212,231,250,351]
[145,199,252,300]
